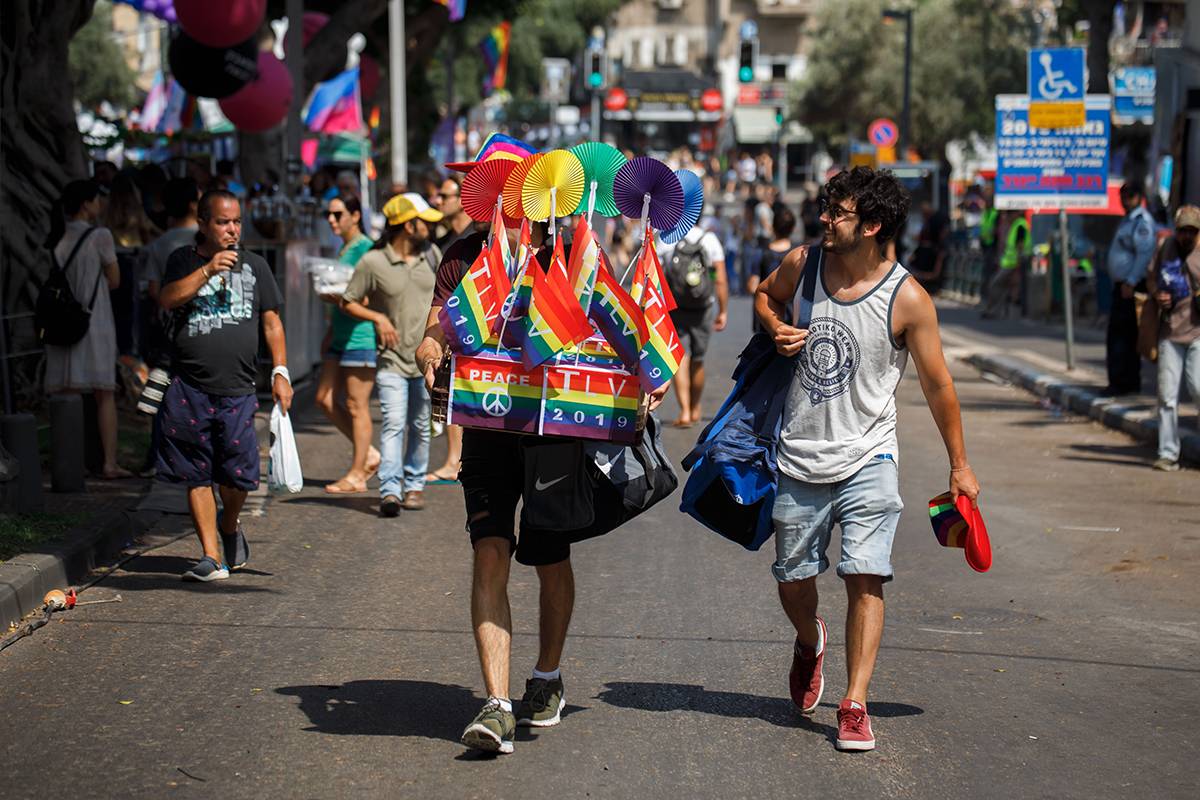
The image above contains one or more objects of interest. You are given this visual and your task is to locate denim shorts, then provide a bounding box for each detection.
[325,346,377,368]
[771,454,903,583]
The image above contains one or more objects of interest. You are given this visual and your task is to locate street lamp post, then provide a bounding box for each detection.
[883,8,913,160]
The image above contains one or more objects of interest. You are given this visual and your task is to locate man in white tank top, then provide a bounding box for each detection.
[755,167,981,752]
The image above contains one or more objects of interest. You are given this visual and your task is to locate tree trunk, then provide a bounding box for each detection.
[1084,0,1116,94]
[1,0,97,325]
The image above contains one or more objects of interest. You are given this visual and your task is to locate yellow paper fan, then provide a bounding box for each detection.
[521,150,585,222]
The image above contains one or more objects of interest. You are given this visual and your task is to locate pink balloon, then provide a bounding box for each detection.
[360,55,381,101]
[176,0,267,49]
[219,52,293,133]
[301,12,329,47]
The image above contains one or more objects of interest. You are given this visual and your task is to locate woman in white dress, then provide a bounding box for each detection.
[43,179,131,479]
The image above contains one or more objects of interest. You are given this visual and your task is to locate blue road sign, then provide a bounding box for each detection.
[868,118,898,148]
[994,94,1111,210]
[1028,47,1086,102]
[1110,66,1155,125]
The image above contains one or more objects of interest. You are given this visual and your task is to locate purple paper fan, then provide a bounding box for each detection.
[661,170,705,244]
[613,157,684,232]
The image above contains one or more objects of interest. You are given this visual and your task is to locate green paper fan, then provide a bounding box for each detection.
[570,141,627,217]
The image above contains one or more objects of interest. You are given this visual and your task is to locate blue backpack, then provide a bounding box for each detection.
[678,247,819,550]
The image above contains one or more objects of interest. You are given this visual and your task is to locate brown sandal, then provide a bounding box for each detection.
[324,478,368,494]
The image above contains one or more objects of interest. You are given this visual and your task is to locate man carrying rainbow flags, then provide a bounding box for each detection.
[415,134,673,755]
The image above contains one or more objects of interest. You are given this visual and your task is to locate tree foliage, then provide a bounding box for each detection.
[69,2,138,111]
[796,0,1029,160]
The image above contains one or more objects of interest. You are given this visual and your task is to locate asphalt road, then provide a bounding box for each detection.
[1,299,1197,799]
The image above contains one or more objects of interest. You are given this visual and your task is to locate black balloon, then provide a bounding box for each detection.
[167,32,259,99]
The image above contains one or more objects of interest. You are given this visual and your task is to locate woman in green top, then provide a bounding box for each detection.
[316,195,380,494]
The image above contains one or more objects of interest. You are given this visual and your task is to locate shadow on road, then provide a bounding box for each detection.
[596,681,846,740]
[277,680,482,743]
[279,494,382,517]
[91,555,278,594]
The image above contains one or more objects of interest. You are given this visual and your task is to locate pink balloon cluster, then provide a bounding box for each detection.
[175,0,266,49]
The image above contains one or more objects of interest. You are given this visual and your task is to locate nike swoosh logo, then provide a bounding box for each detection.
[534,475,568,491]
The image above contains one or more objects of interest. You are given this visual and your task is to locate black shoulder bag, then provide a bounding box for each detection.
[36,227,101,347]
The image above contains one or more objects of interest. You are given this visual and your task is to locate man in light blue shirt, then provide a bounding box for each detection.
[1105,183,1157,394]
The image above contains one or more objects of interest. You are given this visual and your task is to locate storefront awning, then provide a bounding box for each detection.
[605,109,722,123]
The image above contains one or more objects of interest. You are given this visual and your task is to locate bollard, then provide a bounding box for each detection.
[1,413,44,513]
[48,394,86,492]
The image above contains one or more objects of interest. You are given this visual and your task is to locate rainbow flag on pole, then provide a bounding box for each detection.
[566,217,601,310]
[635,260,685,393]
[438,248,502,355]
[629,230,677,311]
[540,365,641,442]
[520,238,594,370]
[448,354,543,434]
[588,253,647,372]
[304,67,363,134]
[480,22,512,96]
[434,0,467,22]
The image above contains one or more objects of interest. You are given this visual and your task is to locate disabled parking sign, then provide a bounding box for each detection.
[1028,47,1086,129]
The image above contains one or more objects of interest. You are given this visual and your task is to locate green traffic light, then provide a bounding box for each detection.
[589,73,603,89]
[739,66,753,82]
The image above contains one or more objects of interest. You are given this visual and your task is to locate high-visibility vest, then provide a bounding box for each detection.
[1000,218,1031,270]
[980,207,999,247]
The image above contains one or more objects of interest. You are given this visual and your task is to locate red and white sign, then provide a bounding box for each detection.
[867,118,899,148]
[604,87,628,112]
[737,85,761,106]
[700,88,722,112]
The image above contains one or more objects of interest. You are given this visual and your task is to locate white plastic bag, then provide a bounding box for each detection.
[268,404,303,493]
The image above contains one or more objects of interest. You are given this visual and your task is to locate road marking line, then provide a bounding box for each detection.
[918,628,984,635]
[1057,526,1121,533]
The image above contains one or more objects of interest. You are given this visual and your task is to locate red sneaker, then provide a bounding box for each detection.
[836,698,876,751]
[788,616,826,714]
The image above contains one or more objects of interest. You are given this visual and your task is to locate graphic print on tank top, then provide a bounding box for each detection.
[795,316,861,405]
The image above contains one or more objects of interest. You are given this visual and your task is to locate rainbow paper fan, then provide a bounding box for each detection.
[461,159,518,222]
[613,156,684,231]
[502,153,543,222]
[661,170,705,244]
[521,150,585,222]
[570,142,627,217]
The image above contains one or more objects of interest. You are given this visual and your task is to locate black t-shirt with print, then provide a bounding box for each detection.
[162,246,283,396]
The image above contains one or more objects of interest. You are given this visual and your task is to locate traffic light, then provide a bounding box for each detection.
[776,108,785,126]
[738,38,757,83]
[587,50,606,90]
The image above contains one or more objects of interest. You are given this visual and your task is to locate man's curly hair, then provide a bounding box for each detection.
[823,167,911,246]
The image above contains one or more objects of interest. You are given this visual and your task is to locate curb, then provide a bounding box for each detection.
[0,508,164,630]
[963,351,1200,465]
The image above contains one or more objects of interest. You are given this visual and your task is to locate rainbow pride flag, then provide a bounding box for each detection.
[434,0,467,22]
[636,273,684,393]
[629,232,677,312]
[480,21,511,96]
[449,354,543,434]
[520,238,594,370]
[438,248,502,355]
[565,217,601,310]
[588,254,647,372]
[541,365,641,443]
[484,205,512,308]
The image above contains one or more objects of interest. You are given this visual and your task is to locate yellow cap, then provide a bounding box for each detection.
[383,194,444,226]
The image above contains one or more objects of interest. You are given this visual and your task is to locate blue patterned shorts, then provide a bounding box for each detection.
[155,378,260,491]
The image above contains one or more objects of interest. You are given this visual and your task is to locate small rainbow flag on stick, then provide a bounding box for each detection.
[566,216,601,310]
[480,21,511,96]
[521,238,594,370]
[629,226,677,311]
[438,249,503,355]
[588,253,647,372]
[634,248,685,393]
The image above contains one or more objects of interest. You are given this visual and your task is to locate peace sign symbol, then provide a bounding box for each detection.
[483,389,512,417]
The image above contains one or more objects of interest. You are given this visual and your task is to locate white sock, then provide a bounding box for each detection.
[489,696,513,713]
[532,666,561,681]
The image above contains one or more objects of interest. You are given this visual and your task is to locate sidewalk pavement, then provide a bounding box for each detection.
[936,301,1199,466]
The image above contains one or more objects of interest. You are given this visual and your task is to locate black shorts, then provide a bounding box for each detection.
[670,305,715,363]
[155,378,260,491]
[460,429,571,566]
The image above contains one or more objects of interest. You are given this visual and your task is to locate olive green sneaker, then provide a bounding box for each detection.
[516,676,565,727]
[461,699,515,754]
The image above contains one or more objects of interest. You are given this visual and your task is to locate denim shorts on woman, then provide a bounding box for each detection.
[155,378,260,491]
[326,346,377,369]
[771,454,903,583]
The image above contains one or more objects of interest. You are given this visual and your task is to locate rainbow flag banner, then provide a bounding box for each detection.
[555,336,625,370]
[540,364,642,443]
[637,276,685,393]
[521,239,593,370]
[588,253,647,371]
[480,21,511,96]
[438,249,504,355]
[449,353,544,434]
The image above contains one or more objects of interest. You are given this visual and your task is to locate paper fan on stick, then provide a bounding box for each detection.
[521,150,585,222]
[502,153,543,223]
[570,142,627,218]
[613,157,684,232]
[462,159,518,222]
[660,170,705,244]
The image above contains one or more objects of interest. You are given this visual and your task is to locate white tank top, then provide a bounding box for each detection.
[777,260,910,484]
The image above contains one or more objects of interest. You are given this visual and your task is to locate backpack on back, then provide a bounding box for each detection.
[36,227,100,347]
[665,237,713,310]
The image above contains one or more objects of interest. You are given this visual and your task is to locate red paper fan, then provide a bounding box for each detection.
[503,153,543,222]
[462,159,517,222]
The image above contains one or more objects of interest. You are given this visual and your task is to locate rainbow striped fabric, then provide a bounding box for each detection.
[449,353,543,434]
[636,265,685,393]
[438,248,501,355]
[566,217,601,309]
[928,492,969,548]
[629,232,677,312]
[480,21,511,96]
[588,252,647,372]
[434,0,467,23]
[520,237,594,370]
[541,364,641,443]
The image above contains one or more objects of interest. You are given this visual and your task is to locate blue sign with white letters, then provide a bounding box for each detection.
[1028,48,1086,102]
[1110,66,1155,125]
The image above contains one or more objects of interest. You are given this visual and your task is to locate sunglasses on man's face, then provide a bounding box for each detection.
[326,210,344,221]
